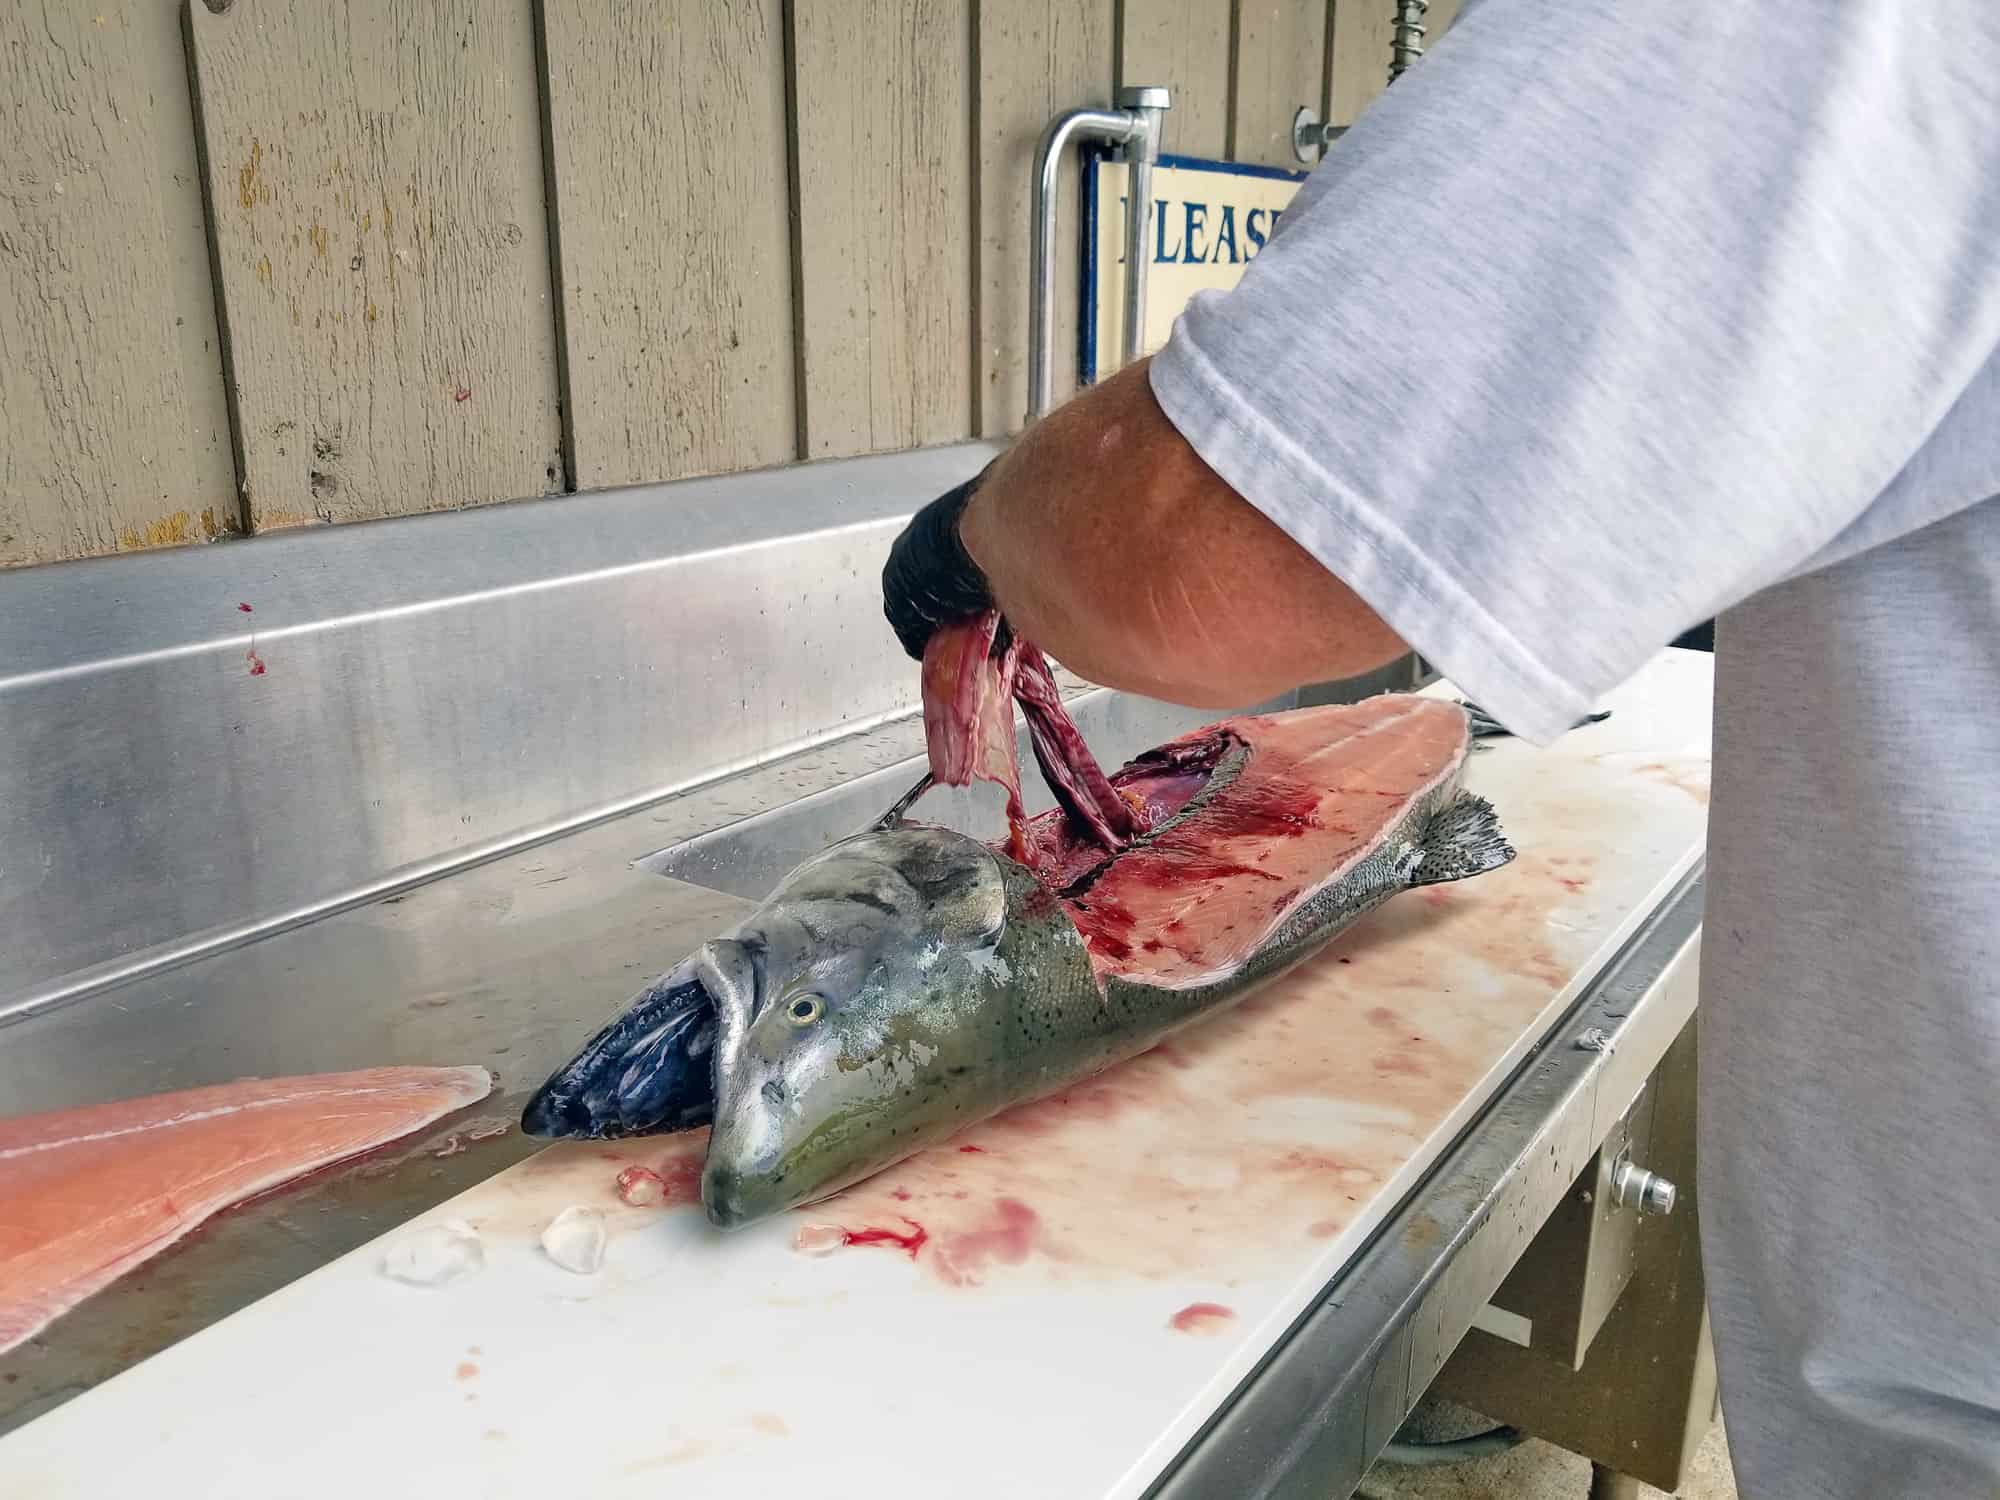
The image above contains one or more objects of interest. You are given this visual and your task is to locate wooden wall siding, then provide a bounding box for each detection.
[975,0,1116,436]
[1231,0,1327,168]
[1331,0,1459,126]
[791,0,975,460]
[1430,2,1464,52]
[1329,0,1394,125]
[539,2,796,490]
[186,0,562,529]
[0,1,238,568]
[1118,0,1233,160]
[0,0,1376,566]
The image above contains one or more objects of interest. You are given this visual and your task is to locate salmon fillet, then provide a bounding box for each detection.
[1041,698,1472,985]
[0,1065,492,1355]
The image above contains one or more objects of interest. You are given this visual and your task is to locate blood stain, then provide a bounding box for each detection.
[933,1198,1039,1286]
[246,647,266,676]
[455,1361,479,1380]
[236,602,253,613]
[1276,1148,1348,1175]
[1307,1219,1341,1239]
[1168,1302,1236,1335]
[957,1145,986,1154]
[839,1218,929,1259]
[652,1155,704,1204]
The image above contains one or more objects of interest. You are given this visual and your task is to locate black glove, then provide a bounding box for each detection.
[881,462,997,661]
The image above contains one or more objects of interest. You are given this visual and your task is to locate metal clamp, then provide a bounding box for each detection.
[1027,85,1170,421]
[1609,1150,1677,1217]
[1291,106,1347,165]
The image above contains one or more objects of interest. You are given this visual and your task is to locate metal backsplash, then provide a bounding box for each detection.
[0,442,1000,1018]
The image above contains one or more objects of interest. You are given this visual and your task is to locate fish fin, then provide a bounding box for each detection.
[1461,701,1610,740]
[1403,793,1515,888]
[869,772,934,832]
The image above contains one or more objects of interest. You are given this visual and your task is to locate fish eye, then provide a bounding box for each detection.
[785,994,825,1027]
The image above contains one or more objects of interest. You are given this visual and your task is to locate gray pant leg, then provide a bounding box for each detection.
[1701,528,2000,1498]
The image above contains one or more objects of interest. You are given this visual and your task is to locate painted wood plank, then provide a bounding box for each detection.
[1119,0,1232,160]
[186,0,562,528]
[0,1,238,567]
[1330,0,1398,124]
[539,2,795,489]
[1331,0,1460,125]
[1430,0,1464,45]
[792,0,974,460]
[975,0,1116,435]
[1231,0,1328,168]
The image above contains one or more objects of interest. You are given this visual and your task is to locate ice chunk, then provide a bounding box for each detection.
[382,1220,485,1286]
[616,1166,666,1207]
[541,1205,607,1275]
[794,1223,848,1257]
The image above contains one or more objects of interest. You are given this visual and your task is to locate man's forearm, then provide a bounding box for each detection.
[958,359,1407,707]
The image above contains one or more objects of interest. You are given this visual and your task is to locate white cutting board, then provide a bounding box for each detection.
[0,653,1714,1500]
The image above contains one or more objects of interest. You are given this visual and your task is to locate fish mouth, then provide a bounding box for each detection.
[697,1082,803,1229]
[698,1162,768,1230]
[519,967,717,1140]
[701,1147,852,1230]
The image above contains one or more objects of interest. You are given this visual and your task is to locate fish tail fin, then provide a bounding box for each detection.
[1462,700,1611,740]
[1404,793,1515,888]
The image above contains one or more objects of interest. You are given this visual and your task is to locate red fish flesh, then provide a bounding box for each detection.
[920,614,1148,860]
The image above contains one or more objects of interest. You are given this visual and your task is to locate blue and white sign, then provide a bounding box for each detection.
[1081,152,1308,384]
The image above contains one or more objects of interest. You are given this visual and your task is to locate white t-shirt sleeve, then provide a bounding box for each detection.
[1148,0,2000,743]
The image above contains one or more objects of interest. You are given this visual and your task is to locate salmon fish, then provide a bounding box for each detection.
[523,692,1511,1229]
[0,1065,492,1354]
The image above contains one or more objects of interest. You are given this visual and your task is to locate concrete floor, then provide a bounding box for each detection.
[1356,1422,1737,1499]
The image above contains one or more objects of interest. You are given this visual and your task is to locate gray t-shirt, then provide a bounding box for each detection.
[1148,2,2000,1492]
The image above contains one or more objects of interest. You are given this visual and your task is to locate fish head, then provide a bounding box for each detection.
[699,825,1014,1229]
